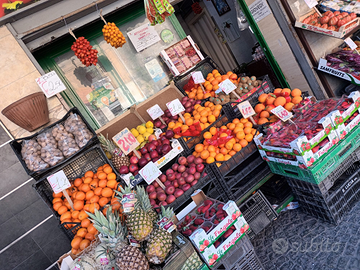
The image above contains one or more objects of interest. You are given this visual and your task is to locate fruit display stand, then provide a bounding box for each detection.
[10,107,98,181]
[33,145,123,240]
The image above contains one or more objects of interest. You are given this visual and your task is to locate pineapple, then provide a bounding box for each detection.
[181,252,203,270]
[98,133,130,171]
[136,186,158,224]
[87,207,150,270]
[145,206,174,264]
[116,186,154,242]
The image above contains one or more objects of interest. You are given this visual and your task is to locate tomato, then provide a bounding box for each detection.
[343,15,350,23]
[350,13,357,20]
[337,18,346,27]
[329,17,338,26]
[328,13,335,18]
[315,23,321,27]
[334,11,341,16]
[328,26,336,31]
[324,11,333,16]
[341,12,349,17]
[303,17,311,24]
[321,24,328,29]
[320,16,330,24]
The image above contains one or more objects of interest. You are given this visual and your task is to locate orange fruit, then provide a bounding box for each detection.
[97,166,103,172]
[99,179,107,188]
[233,127,243,134]
[85,233,95,241]
[76,228,88,238]
[71,248,80,255]
[210,127,217,135]
[89,203,100,213]
[107,180,117,189]
[233,143,242,152]
[200,150,210,159]
[99,197,110,207]
[274,96,286,107]
[208,115,216,123]
[258,94,268,103]
[245,134,253,142]
[236,122,244,129]
[281,88,291,96]
[60,211,71,221]
[229,150,237,156]
[274,88,282,94]
[102,188,113,198]
[244,127,252,135]
[244,122,253,128]
[284,102,295,111]
[94,187,103,196]
[208,145,216,152]
[215,153,224,161]
[84,171,94,178]
[83,177,92,184]
[74,201,84,211]
[236,132,245,140]
[206,157,215,164]
[57,205,68,215]
[232,118,240,124]
[292,96,303,104]
[85,190,94,200]
[209,151,217,158]
[53,202,63,212]
[227,123,235,130]
[254,104,265,114]
[225,141,233,150]
[107,173,116,181]
[81,219,91,228]
[81,184,91,193]
[195,144,204,153]
[87,224,98,235]
[71,236,83,250]
[71,211,80,219]
[258,117,269,125]
[240,118,248,124]
[79,239,91,250]
[98,172,107,180]
[220,147,228,155]
[90,195,100,204]
[89,180,98,189]
[240,139,248,148]
[103,166,113,174]
[83,204,91,212]
[212,69,219,74]
[53,192,63,198]
[291,88,301,97]
[203,132,212,139]
[74,178,82,187]
[52,197,63,204]
[111,198,121,210]
[224,154,232,161]
[75,191,86,201]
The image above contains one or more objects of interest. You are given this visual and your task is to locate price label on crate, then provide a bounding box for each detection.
[47,170,71,194]
[219,79,237,95]
[139,161,162,185]
[166,99,185,116]
[113,128,140,155]
[344,37,358,51]
[271,105,293,122]
[191,71,205,84]
[237,101,255,119]
[147,104,164,120]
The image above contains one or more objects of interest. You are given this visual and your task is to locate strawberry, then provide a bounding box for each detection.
[217,204,224,210]
[194,218,204,225]
[183,229,192,236]
[214,240,221,248]
[204,199,213,206]
[196,206,204,214]
[214,219,220,225]
[205,210,210,219]
[223,229,233,238]
[202,204,211,213]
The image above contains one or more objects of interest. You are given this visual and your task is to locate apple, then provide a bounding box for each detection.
[165,185,175,195]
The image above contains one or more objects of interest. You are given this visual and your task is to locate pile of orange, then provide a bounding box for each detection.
[51,164,122,255]
[186,69,239,100]
[192,118,258,164]
[254,88,303,125]
[168,102,222,137]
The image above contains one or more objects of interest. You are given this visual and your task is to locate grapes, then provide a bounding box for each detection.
[70,37,98,67]
[102,22,126,48]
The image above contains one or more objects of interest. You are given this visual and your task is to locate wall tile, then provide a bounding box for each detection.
[13,249,52,270]
[0,216,26,250]
[15,199,52,231]
[42,233,71,263]
[0,144,20,173]
[30,216,64,248]
[0,162,32,198]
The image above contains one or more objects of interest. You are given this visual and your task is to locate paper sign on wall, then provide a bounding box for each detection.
[139,161,162,184]
[219,79,237,95]
[47,170,71,194]
[113,128,140,155]
[166,99,185,116]
[271,105,293,122]
[237,101,255,118]
[191,71,205,84]
[127,23,161,52]
[35,71,66,98]
[147,104,164,120]
[249,0,272,23]
[303,0,318,9]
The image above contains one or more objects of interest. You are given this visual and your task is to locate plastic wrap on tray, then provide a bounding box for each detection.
[181,56,193,69]
[180,39,191,49]
[176,62,186,73]
[174,44,185,57]
[52,124,80,158]
[64,113,93,148]
[37,131,65,166]
[21,139,49,172]
[190,54,201,64]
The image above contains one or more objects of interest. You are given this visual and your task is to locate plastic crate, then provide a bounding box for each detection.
[239,191,278,239]
[293,164,360,224]
[33,145,122,239]
[267,125,360,185]
[211,235,254,270]
[174,57,224,95]
[58,222,81,241]
[260,175,292,202]
[10,107,98,181]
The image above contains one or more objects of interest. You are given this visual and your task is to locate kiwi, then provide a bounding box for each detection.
[243,89,249,93]
[248,85,254,91]
[241,77,247,83]
[250,76,256,81]
[243,84,249,89]
[209,96,215,102]
[214,98,221,104]
[253,81,259,87]
[236,89,243,95]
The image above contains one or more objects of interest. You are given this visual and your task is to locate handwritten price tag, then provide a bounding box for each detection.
[237,101,255,118]
[47,170,71,194]
[344,37,358,51]
[147,104,164,120]
[113,128,140,155]
[271,105,293,122]
[166,99,185,116]
[219,79,237,95]
[191,71,205,84]
[35,71,66,98]
[139,161,162,184]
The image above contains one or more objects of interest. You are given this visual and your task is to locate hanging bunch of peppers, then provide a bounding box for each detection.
[191,1,202,14]
[70,30,98,67]
[100,10,126,48]
[145,0,174,26]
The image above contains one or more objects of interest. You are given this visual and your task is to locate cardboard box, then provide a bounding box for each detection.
[57,251,76,270]
[294,9,359,38]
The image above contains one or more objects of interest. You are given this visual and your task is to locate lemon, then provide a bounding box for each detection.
[143,132,151,141]
[137,135,144,143]
[146,127,154,134]
[146,121,154,128]
[137,126,147,135]
[131,128,139,137]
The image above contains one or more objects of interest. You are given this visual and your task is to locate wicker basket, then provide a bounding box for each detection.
[2,92,49,132]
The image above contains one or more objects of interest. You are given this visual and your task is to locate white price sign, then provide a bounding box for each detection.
[35,71,67,98]
[113,128,140,155]
[191,71,205,84]
[237,101,256,118]
[219,79,237,95]
[139,161,162,184]
[344,37,358,51]
[47,170,71,194]
[147,104,164,120]
[271,105,293,122]
[166,99,185,116]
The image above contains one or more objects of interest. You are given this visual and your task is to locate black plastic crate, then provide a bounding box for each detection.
[260,175,292,201]
[293,164,360,224]
[239,191,278,239]
[58,222,81,241]
[211,235,260,270]
[174,57,224,95]
[10,107,98,181]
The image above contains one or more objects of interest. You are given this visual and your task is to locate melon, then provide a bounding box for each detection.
[70,256,95,270]
[94,243,115,266]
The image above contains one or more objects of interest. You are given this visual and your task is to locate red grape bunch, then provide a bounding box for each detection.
[71,37,98,67]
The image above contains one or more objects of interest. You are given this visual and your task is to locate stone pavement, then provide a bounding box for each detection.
[252,202,360,270]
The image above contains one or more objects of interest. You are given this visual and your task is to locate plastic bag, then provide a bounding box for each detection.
[21,139,49,172]
[52,124,80,158]
[234,0,249,31]
[64,113,93,148]
[38,131,65,166]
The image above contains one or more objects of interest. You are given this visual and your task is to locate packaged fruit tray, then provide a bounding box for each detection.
[174,57,224,96]
[11,107,98,181]
[175,190,249,267]
[294,8,359,38]
[267,123,360,184]
[33,145,122,238]
[239,191,278,239]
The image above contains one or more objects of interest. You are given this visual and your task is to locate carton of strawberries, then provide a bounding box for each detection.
[175,190,249,267]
